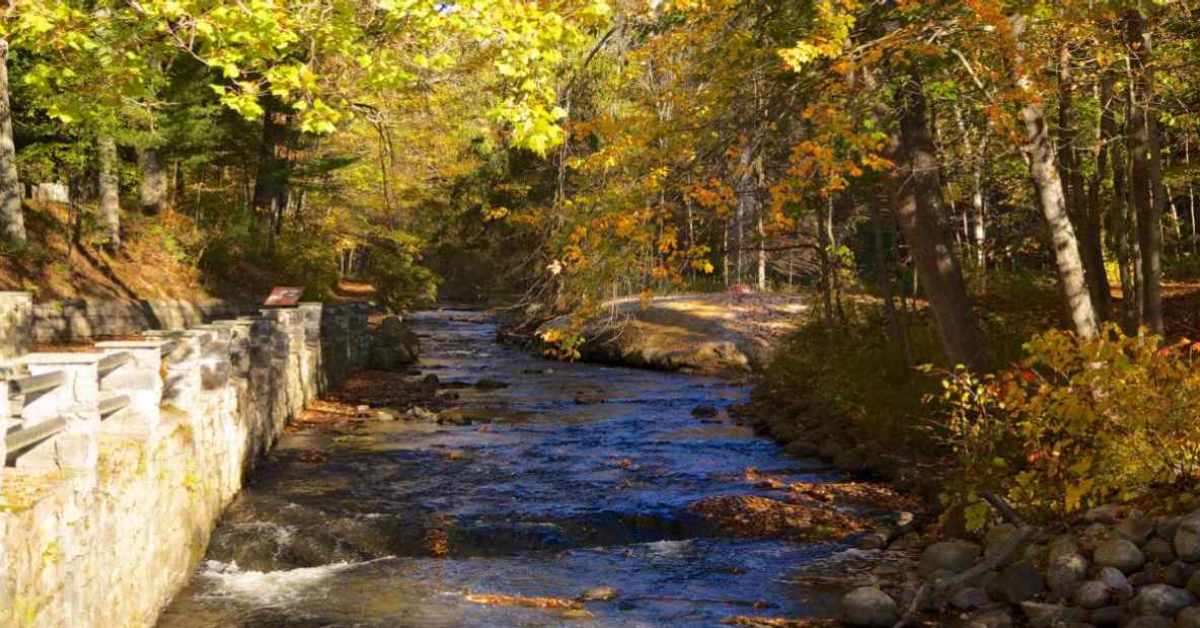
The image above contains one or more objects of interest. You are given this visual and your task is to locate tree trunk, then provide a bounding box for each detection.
[1111,97,1140,333]
[1058,44,1111,323]
[98,135,120,250]
[1019,100,1099,338]
[138,148,167,215]
[0,40,25,245]
[872,197,912,367]
[252,97,291,223]
[1127,10,1163,335]
[893,73,988,370]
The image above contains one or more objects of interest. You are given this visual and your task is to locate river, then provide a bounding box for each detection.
[157,309,855,627]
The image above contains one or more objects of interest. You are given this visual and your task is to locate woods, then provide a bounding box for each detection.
[1,0,1199,522]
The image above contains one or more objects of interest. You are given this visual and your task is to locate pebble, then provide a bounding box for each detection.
[1098,566,1134,601]
[1019,601,1086,627]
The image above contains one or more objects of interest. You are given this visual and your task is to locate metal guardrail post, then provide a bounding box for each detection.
[15,353,103,488]
[94,340,169,433]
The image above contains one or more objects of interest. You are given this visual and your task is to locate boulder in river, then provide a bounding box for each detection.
[370,316,420,370]
[840,586,898,627]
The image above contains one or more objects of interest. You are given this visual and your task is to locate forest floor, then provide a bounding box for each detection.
[0,202,214,301]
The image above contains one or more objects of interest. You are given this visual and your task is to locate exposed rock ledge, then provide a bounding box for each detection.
[535,293,807,374]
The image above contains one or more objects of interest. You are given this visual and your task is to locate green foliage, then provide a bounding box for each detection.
[936,326,1200,527]
[360,230,439,311]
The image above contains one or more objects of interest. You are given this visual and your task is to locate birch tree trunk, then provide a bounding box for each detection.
[893,73,989,370]
[98,135,120,250]
[0,40,25,245]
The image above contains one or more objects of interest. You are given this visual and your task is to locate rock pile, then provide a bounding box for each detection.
[842,505,1200,627]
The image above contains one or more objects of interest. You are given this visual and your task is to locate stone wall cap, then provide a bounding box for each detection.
[22,352,103,364]
[94,340,171,349]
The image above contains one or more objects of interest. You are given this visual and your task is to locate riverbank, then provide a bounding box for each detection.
[515,292,808,375]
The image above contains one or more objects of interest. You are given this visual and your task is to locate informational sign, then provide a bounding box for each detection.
[263,287,304,307]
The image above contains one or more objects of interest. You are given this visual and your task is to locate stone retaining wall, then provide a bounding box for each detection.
[0,296,370,627]
[29,298,260,345]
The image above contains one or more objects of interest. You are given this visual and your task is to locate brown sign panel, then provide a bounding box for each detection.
[263,287,304,307]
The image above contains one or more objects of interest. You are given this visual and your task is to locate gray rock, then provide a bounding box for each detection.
[1085,504,1124,524]
[1177,606,1200,628]
[1073,580,1111,609]
[920,540,982,576]
[841,586,899,627]
[1099,567,1134,601]
[1124,617,1172,628]
[985,524,1021,561]
[960,608,1014,628]
[578,586,618,601]
[1118,517,1158,546]
[1131,583,1194,616]
[995,561,1045,604]
[1164,561,1192,588]
[950,586,989,610]
[1144,538,1177,564]
[1187,570,1200,599]
[1094,538,1146,573]
[1157,517,1182,544]
[1047,548,1089,599]
[1087,605,1123,627]
[1176,514,1200,562]
[1020,602,1086,628]
[369,316,420,370]
[1081,524,1114,553]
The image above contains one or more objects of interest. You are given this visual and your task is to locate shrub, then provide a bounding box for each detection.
[936,325,1200,528]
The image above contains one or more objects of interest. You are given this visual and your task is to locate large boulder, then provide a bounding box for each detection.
[369,316,420,370]
[841,586,899,627]
[920,540,981,576]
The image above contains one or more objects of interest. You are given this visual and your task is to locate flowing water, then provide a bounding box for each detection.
[158,309,857,627]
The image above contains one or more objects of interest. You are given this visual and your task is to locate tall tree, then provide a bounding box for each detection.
[0,39,25,245]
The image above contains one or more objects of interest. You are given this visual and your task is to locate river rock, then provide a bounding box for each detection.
[1094,538,1145,573]
[1085,504,1124,524]
[473,378,509,390]
[1123,617,1172,628]
[1088,605,1123,627]
[1073,580,1110,609]
[1144,538,1176,564]
[691,405,719,419]
[1019,601,1086,627]
[920,540,981,576]
[1047,545,1089,599]
[984,524,1021,562]
[949,586,989,610]
[961,608,1014,628]
[841,586,898,627]
[578,586,618,601]
[370,316,420,370]
[1186,570,1200,598]
[1176,514,1200,562]
[1130,583,1194,616]
[994,560,1044,604]
[1117,517,1157,546]
[1099,566,1134,601]
[1177,606,1200,628]
[402,406,439,422]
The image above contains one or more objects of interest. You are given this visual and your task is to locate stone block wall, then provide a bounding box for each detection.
[0,297,370,628]
[29,298,258,345]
